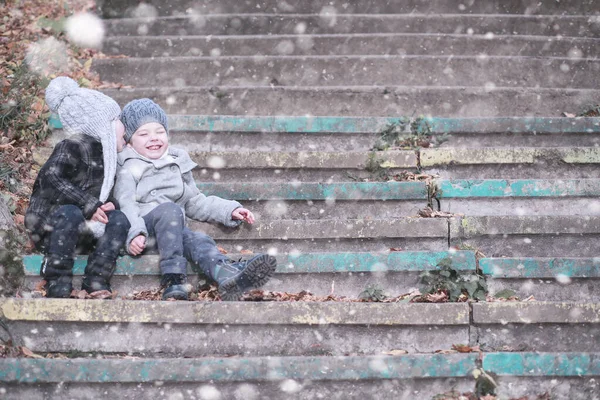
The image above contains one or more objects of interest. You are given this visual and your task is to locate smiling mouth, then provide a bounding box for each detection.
[147,145,162,150]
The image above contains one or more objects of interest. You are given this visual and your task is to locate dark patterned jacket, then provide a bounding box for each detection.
[25,134,115,238]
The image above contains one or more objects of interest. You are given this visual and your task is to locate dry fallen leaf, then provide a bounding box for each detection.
[217,246,228,254]
[382,349,409,356]
[240,249,254,255]
[20,346,44,359]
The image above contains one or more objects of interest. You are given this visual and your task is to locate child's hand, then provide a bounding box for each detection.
[129,235,146,256]
[232,208,255,224]
[91,207,108,224]
[100,202,115,212]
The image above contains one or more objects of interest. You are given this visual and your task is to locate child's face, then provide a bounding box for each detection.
[115,120,126,152]
[129,122,169,159]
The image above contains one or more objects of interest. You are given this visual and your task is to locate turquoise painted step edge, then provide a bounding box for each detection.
[0,354,477,382]
[1,353,598,383]
[480,258,600,278]
[437,179,600,198]
[483,352,600,376]
[168,115,600,134]
[22,251,476,276]
[197,181,427,200]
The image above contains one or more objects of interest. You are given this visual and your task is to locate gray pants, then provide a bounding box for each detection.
[143,203,228,276]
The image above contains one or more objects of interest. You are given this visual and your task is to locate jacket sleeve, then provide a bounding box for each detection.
[113,167,149,251]
[181,172,242,227]
[44,140,102,218]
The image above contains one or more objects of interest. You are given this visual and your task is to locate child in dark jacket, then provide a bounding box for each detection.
[25,77,131,298]
[114,98,276,301]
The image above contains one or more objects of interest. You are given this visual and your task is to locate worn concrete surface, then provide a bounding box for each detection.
[0,379,474,400]
[188,150,416,169]
[0,299,469,325]
[473,302,600,324]
[192,218,448,240]
[102,86,600,117]
[103,33,600,58]
[103,14,599,36]
[93,56,600,89]
[4,322,468,356]
[101,0,599,16]
[487,278,600,302]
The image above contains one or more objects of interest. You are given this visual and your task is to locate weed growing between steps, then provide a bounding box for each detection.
[419,257,488,302]
[433,390,551,400]
[372,117,450,151]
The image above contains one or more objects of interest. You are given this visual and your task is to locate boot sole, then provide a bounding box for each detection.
[162,284,189,301]
[220,254,277,301]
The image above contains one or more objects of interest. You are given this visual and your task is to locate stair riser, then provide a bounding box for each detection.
[440,198,600,216]
[23,271,427,298]
[7,322,467,356]
[476,324,600,353]
[199,238,447,253]
[104,35,600,58]
[488,279,600,302]
[166,131,600,151]
[93,57,600,89]
[102,0,598,16]
[193,169,413,183]
[425,165,600,180]
[171,131,379,152]
[102,87,600,117]
[0,380,474,400]
[105,15,599,37]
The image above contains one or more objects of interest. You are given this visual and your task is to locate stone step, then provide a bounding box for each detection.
[21,251,476,297]
[0,299,470,356]
[437,179,600,216]
[92,55,600,89]
[2,352,598,399]
[101,0,599,16]
[450,215,600,257]
[104,14,599,37]
[190,218,448,253]
[188,150,416,182]
[103,33,600,58]
[422,147,600,179]
[472,302,600,353]
[101,86,600,117]
[482,257,600,302]
[192,182,428,219]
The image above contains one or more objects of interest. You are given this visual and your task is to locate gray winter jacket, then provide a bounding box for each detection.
[114,146,242,247]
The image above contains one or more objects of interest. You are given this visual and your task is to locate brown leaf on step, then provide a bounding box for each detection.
[240,249,254,255]
[20,346,43,359]
[34,280,46,292]
[418,206,463,218]
[523,295,536,301]
[76,290,88,299]
[451,344,481,353]
[129,288,163,301]
[88,290,113,300]
[425,291,448,303]
[562,112,576,118]
[217,246,228,254]
[434,349,458,354]
[389,247,402,252]
[382,349,408,356]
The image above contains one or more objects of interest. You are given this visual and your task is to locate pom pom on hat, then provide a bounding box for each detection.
[45,76,80,113]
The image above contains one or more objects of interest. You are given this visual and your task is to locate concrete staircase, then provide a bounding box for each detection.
[2,1,600,398]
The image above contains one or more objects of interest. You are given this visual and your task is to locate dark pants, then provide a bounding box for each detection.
[34,204,130,282]
[142,202,228,277]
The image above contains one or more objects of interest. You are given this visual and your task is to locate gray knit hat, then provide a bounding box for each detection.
[120,98,168,142]
[45,76,121,238]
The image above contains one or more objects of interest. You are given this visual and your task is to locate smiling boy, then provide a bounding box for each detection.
[114,98,276,300]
